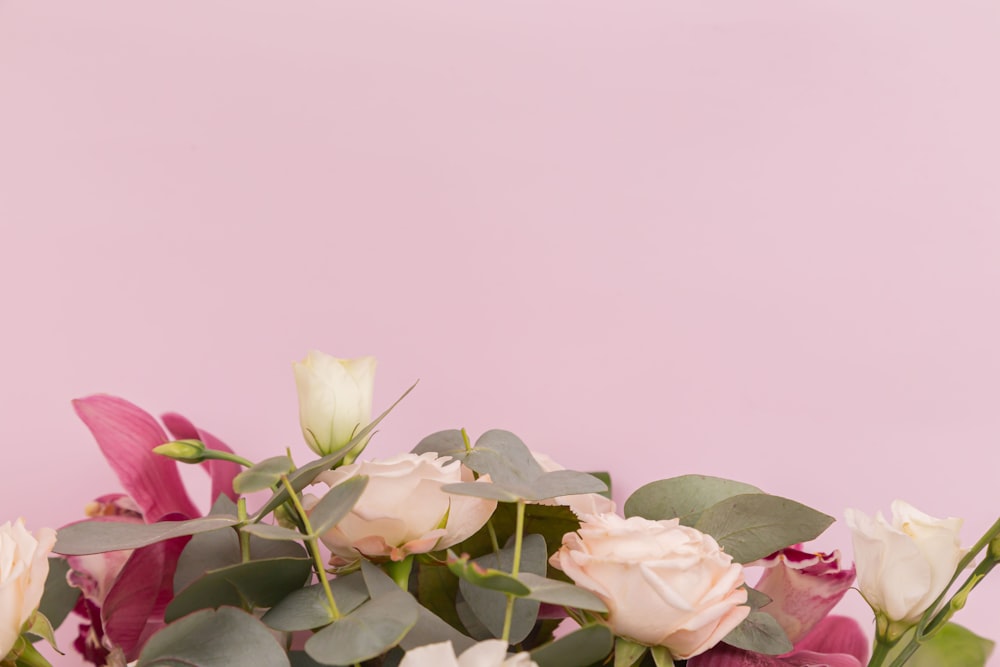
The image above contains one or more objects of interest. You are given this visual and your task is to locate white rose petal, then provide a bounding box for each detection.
[400,640,538,667]
[845,500,965,628]
[0,519,57,658]
[293,351,376,456]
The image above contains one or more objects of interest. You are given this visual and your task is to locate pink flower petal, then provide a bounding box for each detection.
[73,395,200,521]
[100,533,189,661]
[689,643,863,667]
[794,615,869,664]
[161,412,240,503]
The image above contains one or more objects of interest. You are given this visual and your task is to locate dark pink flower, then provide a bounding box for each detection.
[753,546,856,643]
[687,615,868,667]
[63,395,240,664]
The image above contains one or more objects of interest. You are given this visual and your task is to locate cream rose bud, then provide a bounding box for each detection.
[0,519,57,658]
[293,351,376,456]
[313,453,497,566]
[845,500,965,629]
[400,640,538,667]
[551,513,749,660]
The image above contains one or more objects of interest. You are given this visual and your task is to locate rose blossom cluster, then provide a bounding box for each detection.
[21,350,990,667]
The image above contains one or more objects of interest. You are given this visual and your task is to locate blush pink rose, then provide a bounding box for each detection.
[550,513,749,660]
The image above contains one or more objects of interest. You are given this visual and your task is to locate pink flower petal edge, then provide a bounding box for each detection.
[72,395,200,521]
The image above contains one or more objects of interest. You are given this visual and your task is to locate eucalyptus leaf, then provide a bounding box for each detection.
[443,470,606,504]
[137,607,290,667]
[447,552,531,595]
[263,574,369,632]
[415,560,465,633]
[516,572,607,612]
[530,624,614,667]
[411,429,468,460]
[464,430,547,487]
[165,556,312,622]
[304,590,419,665]
[744,586,772,611]
[232,455,295,494]
[888,623,995,667]
[308,475,368,536]
[695,494,833,563]
[458,534,546,643]
[441,482,526,503]
[722,610,793,655]
[240,523,307,542]
[38,557,80,630]
[624,475,763,526]
[253,382,416,521]
[55,516,239,555]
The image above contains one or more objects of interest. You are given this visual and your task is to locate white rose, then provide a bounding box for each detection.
[845,500,965,630]
[0,519,57,658]
[550,513,749,660]
[313,453,497,566]
[531,451,616,516]
[293,351,376,456]
[400,640,538,667]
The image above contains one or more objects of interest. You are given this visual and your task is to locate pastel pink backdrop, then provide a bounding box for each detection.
[2,1,998,663]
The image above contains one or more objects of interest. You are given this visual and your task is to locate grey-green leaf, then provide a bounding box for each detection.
[137,607,291,667]
[263,574,369,632]
[464,430,546,487]
[694,494,834,563]
[304,590,419,665]
[38,557,80,630]
[232,455,295,494]
[517,572,608,612]
[531,624,614,667]
[723,610,793,655]
[624,475,764,526]
[165,556,312,622]
[55,516,239,555]
[411,429,468,460]
[308,475,368,536]
[240,523,306,542]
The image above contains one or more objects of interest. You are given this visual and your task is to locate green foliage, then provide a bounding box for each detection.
[722,610,793,655]
[136,607,291,667]
[232,455,295,494]
[624,475,762,526]
[37,557,79,631]
[54,515,239,555]
[531,625,615,667]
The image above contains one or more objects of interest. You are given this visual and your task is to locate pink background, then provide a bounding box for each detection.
[2,1,998,662]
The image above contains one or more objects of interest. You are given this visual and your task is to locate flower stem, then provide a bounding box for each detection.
[501,500,526,644]
[202,448,256,468]
[237,498,251,563]
[9,640,52,667]
[280,475,341,620]
[386,556,414,590]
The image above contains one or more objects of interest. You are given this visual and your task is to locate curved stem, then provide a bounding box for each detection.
[281,475,341,620]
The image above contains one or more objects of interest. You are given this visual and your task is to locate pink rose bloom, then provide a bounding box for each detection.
[550,513,749,660]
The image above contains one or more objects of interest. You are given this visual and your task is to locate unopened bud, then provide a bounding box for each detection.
[153,439,207,464]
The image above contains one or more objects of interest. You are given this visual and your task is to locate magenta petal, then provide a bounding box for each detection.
[783,652,863,667]
[688,643,789,666]
[73,395,200,521]
[794,616,870,664]
[100,533,188,660]
[161,412,240,503]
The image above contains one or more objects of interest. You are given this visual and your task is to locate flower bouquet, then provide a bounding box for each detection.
[3,351,998,667]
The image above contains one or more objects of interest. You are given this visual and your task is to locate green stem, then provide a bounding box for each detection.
[10,641,52,667]
[237,498,251,563]
[202,448,256,468]
[501,500,527,644]
[280,475,341,620]
[868,637,897,667]
[386,556,414,590]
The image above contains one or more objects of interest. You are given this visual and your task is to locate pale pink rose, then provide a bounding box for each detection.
[313,453,497,566]
[0,519,57,659]
[752,546,855,643]
[531,451,616,516]
[400,640,537,667]
[845,501,965,628]
[550,513,749,660]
